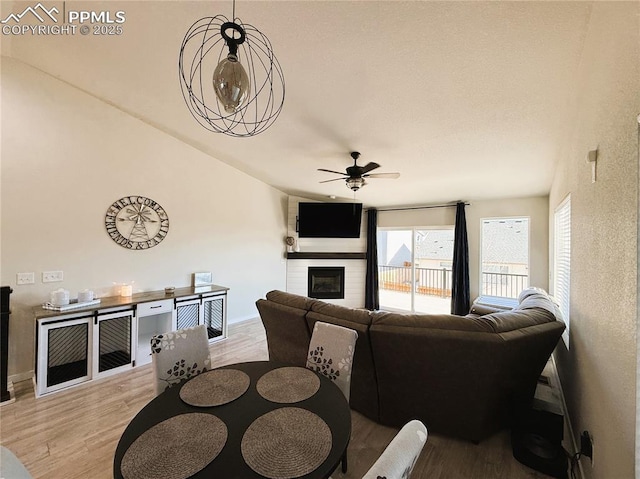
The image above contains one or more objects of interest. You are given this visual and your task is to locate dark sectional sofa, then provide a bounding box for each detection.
[255,289,565,442]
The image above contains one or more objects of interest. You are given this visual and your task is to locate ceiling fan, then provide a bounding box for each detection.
[318,152,400,191]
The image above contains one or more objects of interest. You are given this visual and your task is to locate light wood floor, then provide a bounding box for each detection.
[1,318,557,478]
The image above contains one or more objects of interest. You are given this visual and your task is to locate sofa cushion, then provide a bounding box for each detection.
[468,303,507,316]
[371,311,494,333]
[479,307,555,333]
[266,290,317,311]
[309,301,372,326]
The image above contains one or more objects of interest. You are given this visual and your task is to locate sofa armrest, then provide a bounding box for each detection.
[469,303,508,316]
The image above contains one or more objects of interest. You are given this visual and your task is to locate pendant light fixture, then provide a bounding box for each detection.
[212,22,250,114]
[178,1,285,137]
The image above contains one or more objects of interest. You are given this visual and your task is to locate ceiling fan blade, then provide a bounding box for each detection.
[318,168,347,176]
[319,177,347,184]
[360,162,380,174]
[363,172,400,179]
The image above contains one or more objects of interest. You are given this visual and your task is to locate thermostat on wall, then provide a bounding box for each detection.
[192,272,212,287]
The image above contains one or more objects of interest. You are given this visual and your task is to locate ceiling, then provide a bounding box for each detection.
[2,1,594,208]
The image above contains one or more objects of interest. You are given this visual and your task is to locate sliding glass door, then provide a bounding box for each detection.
[377,229,413,311]
[377,227,453,314]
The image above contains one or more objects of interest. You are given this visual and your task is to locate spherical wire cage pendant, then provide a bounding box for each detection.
[179,14,285,137]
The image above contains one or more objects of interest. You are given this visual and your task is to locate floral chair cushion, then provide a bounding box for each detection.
[362,420,428,479]
[150,324,211,395]
[306,321,358,401]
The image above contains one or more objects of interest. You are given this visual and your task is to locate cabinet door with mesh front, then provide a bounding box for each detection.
[175,298,201,331]
[37,315,92,397]
[202,294,226,341]
[93,309,135,378]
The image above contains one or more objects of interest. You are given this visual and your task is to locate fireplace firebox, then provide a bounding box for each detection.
[308,267,345,299]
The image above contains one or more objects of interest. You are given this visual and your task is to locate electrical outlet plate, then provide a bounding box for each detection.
[42,271,64,283]
[16,272,35,285]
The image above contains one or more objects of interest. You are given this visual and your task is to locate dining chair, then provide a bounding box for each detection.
[362,419,428,479]
[150,324,211,396]
[306,321,358,472]
[306,321,358,400]
[1,446,33,478]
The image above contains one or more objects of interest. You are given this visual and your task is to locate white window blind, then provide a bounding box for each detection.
[554,195,571,347]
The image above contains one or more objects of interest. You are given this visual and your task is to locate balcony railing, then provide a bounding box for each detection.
[481,272,528,299]
[379,266,452,298]
[378,266,529,299]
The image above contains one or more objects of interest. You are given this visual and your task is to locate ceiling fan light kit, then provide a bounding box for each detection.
[346,177,366,191]
[178,1,285,137]
[318,152,400,192]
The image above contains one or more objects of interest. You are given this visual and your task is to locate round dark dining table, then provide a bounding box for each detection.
[113,360,352,479]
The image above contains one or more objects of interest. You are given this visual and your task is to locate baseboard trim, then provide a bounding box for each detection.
[2,371,34,405]
[9,370,33,384]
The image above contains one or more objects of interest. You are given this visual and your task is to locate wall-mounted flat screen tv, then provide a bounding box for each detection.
[297,202,363,238]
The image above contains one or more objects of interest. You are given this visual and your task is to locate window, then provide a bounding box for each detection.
[480,217,530,299]
[554,195,571,347]
[377,227,453,314]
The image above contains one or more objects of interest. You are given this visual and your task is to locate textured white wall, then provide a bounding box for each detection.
[548,3,639,478]
[1,58,288,377]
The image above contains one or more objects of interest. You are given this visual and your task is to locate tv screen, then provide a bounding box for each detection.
[298,202,363,238]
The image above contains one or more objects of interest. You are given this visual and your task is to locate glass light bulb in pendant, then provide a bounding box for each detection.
[213,54,250,114]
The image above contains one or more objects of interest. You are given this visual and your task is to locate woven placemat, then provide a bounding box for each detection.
[180,369,250,407]
[256,366,320,403]
[241,407,332,479]
[121,413,227,479]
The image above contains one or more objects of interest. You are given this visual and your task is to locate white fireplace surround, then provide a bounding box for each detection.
[286,259,365,307]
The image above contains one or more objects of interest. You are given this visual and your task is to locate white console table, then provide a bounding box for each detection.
[33,285,228,397]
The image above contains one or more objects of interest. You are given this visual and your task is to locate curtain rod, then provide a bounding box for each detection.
[371,202,471,212]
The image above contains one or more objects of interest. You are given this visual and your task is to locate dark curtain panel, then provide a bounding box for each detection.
[365,208,380,311]
[451,202,470,315]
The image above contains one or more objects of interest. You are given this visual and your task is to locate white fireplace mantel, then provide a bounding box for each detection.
[286,252,366,260]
